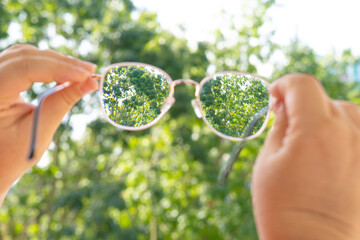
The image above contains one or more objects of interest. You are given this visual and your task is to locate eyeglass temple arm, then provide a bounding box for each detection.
[28,74,101,161]
[27,84,69,160]
[218,106,269,184]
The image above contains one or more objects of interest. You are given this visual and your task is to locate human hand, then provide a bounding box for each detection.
[252,74,360,240]
[0,44,98,203]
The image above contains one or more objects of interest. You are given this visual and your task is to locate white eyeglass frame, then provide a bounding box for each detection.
[28,62,271,160]
[99,62,271,141]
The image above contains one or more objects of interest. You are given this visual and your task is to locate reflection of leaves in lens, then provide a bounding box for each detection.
[102,66,170,127]
[200,74,269,138]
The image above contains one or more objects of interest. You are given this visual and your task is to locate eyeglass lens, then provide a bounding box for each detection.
[200,74,269,138]
[102,65,170,127]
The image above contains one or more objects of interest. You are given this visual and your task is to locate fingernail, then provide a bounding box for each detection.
[274,103,284,114]
[87,62,97,70]
[74,66,91,78]
[270,96,278,110]
[271,96,284,114]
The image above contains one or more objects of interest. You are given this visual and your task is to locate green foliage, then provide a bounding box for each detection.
[0,1,10,39]
[273,41,360,101]
[102,65,170,127]
[200,74,269,138]
[209,0,277,73]
[1,0,358,239]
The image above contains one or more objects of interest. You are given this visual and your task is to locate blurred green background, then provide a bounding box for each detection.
[0,0,359,239]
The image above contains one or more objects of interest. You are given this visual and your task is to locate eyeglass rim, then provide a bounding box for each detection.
[99,62,175,131]
[99,62,271,141]
[195,71,271,141]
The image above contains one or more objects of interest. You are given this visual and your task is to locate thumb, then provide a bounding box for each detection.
[262,97,288,153]
[34,78,99,157]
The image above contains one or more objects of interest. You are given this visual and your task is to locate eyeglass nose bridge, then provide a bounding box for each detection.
[168,79,202,118]
[170,79,199,91]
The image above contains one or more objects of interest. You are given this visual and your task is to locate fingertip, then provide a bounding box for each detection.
[269,82,278,95]
[273,101,285,116]
[264,102,288,151]
[61,60,95,83]
[85,62,97,73]
[73,65,93,81]
[60,52,95,73]
[270,96,280,113]
[269,80,283,101]
[77,60,97,73]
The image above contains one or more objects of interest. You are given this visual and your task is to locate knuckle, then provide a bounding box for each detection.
[42,49,81,65]
[9,44,26,49]
[323,117,354,143]
[42,49,62,57]
[42,49,65,61]
[10,44,37,51]
[41,49,54,56]
[295,116,351,145]
[1,44,37,56]
[332,100,360,121]
[340,101,359,111]
[285,73,320,87]
[16,48,34,56]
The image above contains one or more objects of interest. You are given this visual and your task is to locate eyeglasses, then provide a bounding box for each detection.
[28,62,271,181]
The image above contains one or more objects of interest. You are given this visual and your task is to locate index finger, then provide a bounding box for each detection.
[0,47,96,73]
[0,55,93,105]
[270,73,331,126]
